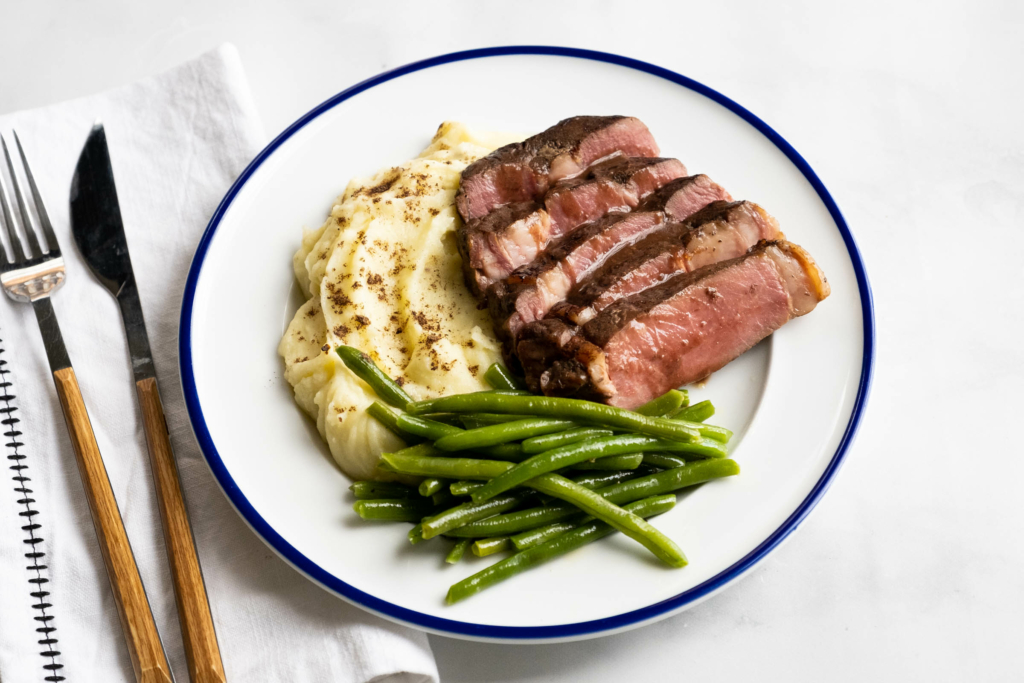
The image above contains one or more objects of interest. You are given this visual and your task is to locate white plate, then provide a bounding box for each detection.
[179,47,874,643]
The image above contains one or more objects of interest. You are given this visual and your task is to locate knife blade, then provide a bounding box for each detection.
[70,123,227,683]
[69,124,156,382]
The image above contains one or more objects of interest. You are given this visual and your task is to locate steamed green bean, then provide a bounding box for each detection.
[672,399,715,423]
[483,363,524,391]
[642,453,688,470]
[470,434,712,504]
[349,481,416,500]
[447,494,677,604]
[420,491,530,539]
[434,418,576,451]
[522,427,614,454]
[335,345,412,410]
[407,393,701,443]
[635,389,688,417]
[353,498,434,522]
[569,454,644,471]
[446,538,471,564]
[472,537,512,557]
[419,477,448,497]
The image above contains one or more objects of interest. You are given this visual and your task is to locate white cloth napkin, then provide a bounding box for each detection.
[0,45,438,683]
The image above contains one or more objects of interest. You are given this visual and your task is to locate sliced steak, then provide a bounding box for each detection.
[543,156,686,234]
[487,211,665,344]
[456,116,659,221]
[549,200,781,325]
[636,174,732,220]
[458,156,686,297]
[457,201,550,298]
[518,240,830,408]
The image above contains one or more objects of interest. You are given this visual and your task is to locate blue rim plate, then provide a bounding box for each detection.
[179,46,874,641]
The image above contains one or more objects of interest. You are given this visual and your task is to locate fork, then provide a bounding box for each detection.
[0,131,174,683]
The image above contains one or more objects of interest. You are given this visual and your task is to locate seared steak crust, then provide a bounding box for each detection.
[456,116,659,221]
[520,240,830,408]
[486,210,665,345]
[457,156,685,297]
[548,199,780,325]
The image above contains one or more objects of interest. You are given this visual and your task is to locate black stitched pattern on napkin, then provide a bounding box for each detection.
[0,340,65,681]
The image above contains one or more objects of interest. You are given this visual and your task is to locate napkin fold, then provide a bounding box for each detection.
[0,45,438,683]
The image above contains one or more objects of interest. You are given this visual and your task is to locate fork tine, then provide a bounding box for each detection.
[0,152,24,263]
[13,131,58,254]
[1,134,42,258]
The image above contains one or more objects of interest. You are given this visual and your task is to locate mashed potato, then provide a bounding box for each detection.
[279,122,522,481]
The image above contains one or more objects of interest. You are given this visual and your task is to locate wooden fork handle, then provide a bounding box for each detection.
[136,377,226,683]
[52,367,172,683]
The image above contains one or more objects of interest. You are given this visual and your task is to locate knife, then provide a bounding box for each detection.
[70,123,226,683]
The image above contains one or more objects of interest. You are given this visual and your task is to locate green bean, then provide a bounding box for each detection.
[450,470,632,502]
[672,416,732,443]
[522,427,615,454]
[409,393,701,443]
[434,418,577,452]
[408,524,425,544]
[472,537,512,557]
[470,435,698,504]
[392,414,528,461]
[526,473,685,567]
[462,413,527,426]
[598,458,740,505]
[421,491,530,539]
[483,363,524,391]
[447,494,677,604]
[382,450,513,480]
[635,389,688,417]
[571,470,640,489]
[365,401,420,443]
[396,413,462,441]
[445,501,579,538]
[511,520,580,550]
[419,477,448,497]
[449,480,483,497]
[335,345,413,410]
[349,481,416,499]
[353,498,434,522]
[446,538,471,564]
[449,459,737,538]
[642,453,688,470]
[671,399,714,423]
[570,454,644,471]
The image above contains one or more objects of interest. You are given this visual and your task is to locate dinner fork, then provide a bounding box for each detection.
[0,131,174,683]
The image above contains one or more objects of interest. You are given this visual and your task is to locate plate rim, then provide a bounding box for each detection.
[178,45,875,641]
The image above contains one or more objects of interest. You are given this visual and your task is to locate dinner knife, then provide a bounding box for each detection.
[70,124,226,683]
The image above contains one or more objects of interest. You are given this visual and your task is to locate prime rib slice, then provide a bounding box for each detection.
[486,210,666,345]
[548,200,780,325]
[458,156,687,297]
[517,240,830,408]
[456,116,659,221]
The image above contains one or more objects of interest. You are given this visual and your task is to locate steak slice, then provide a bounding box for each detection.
[458,156,686,297]
[487,211,665,345]
[518,240,830,408]
[549,200,781,325]
[456,116,659,221]
[636,174,733,220]
[457,201,550,298]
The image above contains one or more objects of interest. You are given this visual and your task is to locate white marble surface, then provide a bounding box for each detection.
[3,1,1022,681]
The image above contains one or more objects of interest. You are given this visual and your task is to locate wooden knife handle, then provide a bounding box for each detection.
[136,376,226,683]
[52,367,172,683]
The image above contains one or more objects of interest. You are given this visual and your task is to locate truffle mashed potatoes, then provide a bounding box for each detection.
[279,123,522,481]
